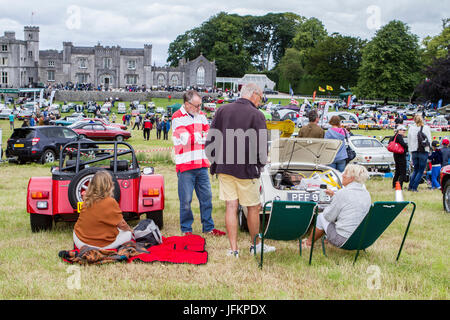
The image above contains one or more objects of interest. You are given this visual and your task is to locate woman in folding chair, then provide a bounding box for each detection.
[304,164,371,248]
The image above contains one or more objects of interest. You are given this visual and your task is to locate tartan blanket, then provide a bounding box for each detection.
[59,234,208,265]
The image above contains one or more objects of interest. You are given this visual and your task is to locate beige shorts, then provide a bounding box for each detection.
[218,174,261,207]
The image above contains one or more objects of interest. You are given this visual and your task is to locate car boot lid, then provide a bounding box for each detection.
[269,138,342,168]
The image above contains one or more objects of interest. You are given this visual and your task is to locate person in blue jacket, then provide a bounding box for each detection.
[324,115,349,172]
[163,118,170,140]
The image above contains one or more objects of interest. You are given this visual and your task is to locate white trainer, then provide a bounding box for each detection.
[250,243,276,254]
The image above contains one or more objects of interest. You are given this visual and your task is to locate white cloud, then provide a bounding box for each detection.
[0,0,447,65]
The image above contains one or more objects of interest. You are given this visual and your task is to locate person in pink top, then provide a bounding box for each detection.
[324,115,349,172]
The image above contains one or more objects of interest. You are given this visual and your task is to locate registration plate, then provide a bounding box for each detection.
[287,192,331,202]
[14,144,24,148]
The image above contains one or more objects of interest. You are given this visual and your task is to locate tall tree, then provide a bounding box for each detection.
[292,17,328,66]
[356,20,422,100]
[422,18,450,66]
[243,13,303,71]
[303,33,365,86]
[416,55,450,104]
[277,48,304,85]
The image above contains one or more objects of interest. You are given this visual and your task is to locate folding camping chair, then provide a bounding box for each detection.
[253,200,318,269]
[317,201,416,265]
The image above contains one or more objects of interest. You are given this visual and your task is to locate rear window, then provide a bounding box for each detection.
[11,129,35,139]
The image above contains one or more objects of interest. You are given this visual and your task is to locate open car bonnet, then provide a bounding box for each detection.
[269,138,343,168]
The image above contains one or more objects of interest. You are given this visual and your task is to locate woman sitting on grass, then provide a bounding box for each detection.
[73,170,134,249]
[304,164,372,248]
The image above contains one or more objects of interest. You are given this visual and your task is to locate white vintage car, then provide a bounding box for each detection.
[238,138,344,231]
[348,136,395,176]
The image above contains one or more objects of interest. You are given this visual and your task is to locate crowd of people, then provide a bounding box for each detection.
[71,84,376,258]
[13,83,438,259]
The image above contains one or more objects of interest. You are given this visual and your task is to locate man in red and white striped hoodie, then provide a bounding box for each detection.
[171,90,225,237]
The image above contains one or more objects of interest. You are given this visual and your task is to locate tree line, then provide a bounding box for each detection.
[167,13,449,104]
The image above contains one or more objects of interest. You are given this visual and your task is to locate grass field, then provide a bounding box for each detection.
[0,109,449,300]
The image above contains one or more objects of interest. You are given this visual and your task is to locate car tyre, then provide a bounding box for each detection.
[115,135,124,142]
[443,181,450,213]
[68,168,121,210]
[79,134,86,139]
[145,210,163,230]
[30,214,53,232]
[41,149,56,164]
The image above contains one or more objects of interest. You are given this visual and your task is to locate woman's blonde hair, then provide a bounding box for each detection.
[343,164,369,184]
[414,114,424,127]
[83,170,115,208]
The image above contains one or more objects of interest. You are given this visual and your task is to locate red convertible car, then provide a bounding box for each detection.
[27,141,165,232]
[71,122,131,141]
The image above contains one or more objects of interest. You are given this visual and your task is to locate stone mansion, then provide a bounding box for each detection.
[0,26,217,89]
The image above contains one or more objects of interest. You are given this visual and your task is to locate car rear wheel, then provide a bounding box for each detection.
[115,135,124,142]
[68,168,121,210]
[443,181,450,213]
[41,149,56,164]
[79,134,86,139]
[145,210,163,230]
[30,214,53,232]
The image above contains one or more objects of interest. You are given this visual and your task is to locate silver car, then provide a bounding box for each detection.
[238,138,344,231]
[348,136,395,176]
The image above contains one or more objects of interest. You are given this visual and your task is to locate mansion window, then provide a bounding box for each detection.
[1,45,7,52]
[157,74,165,86]
[103,58,112,69]
[126,75,138,85]
[77,73,88,83]
[1,72,8,84]
[48,60,55,67]
[0,57,7,66]
[28,51,33,58]
[79,58,87,69]
[128,60,136,70]
[196,66,205,85]
[47,70,55,82]
[170,74,179,86]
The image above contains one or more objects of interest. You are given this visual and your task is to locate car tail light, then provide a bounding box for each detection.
[31,191,49,199]
[32,138,40,146]
[143,188,159,197]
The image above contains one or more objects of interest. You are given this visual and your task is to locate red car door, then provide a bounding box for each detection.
[74,124,93,138]
[92,124,108,139]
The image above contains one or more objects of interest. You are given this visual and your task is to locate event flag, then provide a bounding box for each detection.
[318,86,325,92]
[438,99,443,109]
[326,85,333,91]
[347,94,352,107]
[289,84,294,96]
[313,90,317,103]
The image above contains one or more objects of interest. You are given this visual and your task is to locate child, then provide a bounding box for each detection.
[429,140,443,189]
[441,138,450,167]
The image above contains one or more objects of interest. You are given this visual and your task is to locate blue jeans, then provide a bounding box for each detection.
[177,168,214,233]
[431,165,441,189]
[409,151,429,190]
[329,159,347,173]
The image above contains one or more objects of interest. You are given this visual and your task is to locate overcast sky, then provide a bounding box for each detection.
[0,0,448,65]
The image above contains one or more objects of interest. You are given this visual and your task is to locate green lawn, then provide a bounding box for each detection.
[0,115,449,300]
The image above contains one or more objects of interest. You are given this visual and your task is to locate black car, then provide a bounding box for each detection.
[6,126,95,164]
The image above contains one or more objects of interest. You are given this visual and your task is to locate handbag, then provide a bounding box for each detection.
[387,134,405,154]
[345,133,356,162]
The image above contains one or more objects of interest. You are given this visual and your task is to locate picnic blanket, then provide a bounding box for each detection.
[59,234,208,265]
